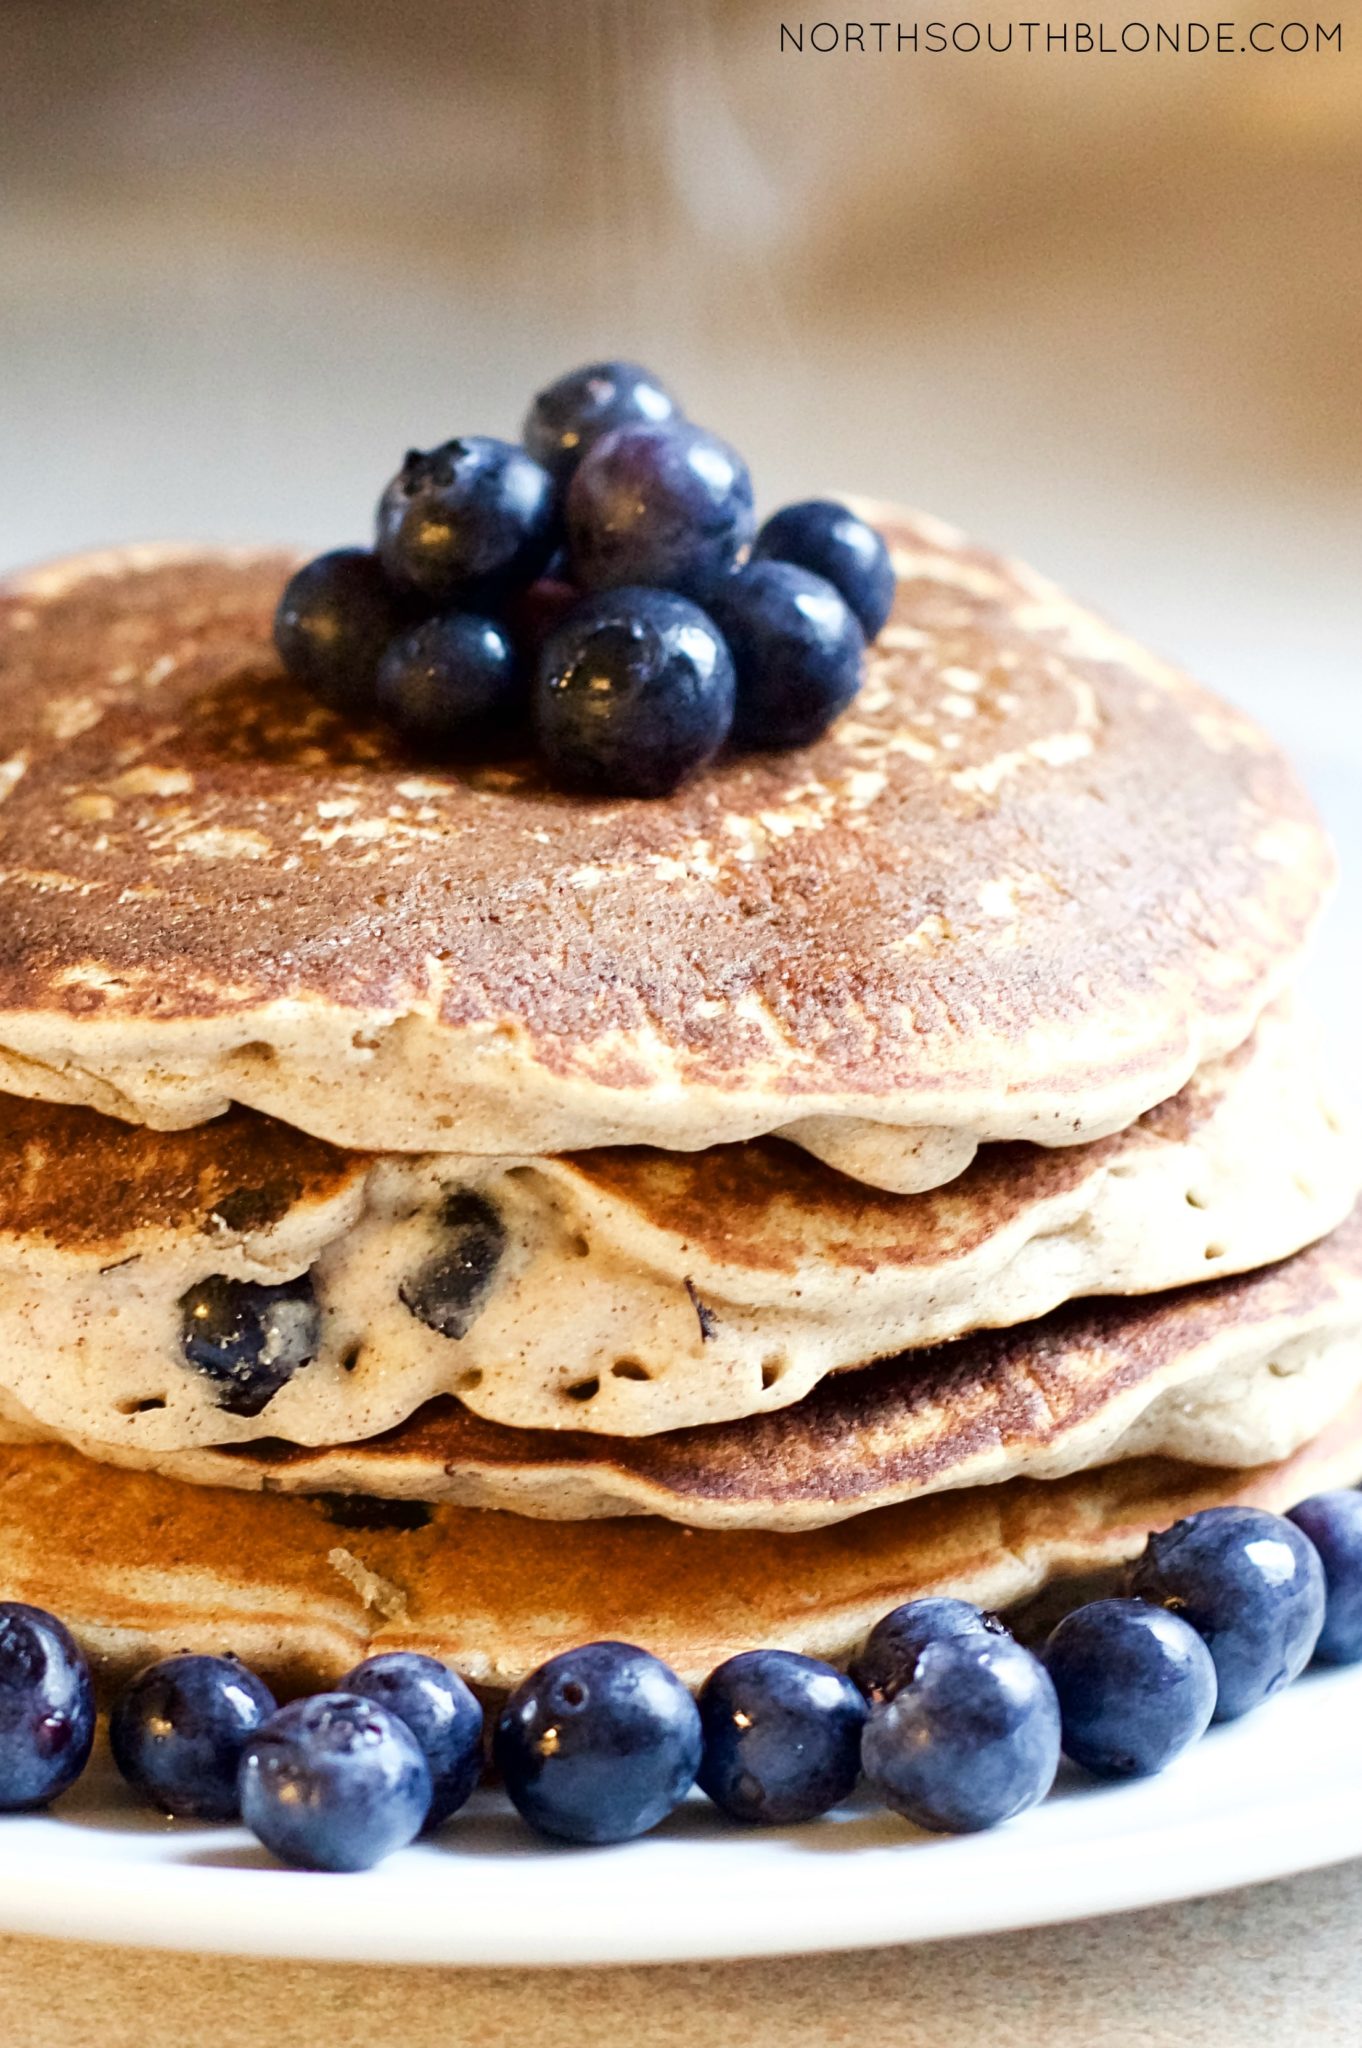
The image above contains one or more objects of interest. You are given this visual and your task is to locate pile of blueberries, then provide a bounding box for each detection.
[272,360,896,799]
[3,1493,1360,1870]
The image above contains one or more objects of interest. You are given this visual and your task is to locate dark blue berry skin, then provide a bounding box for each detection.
[1125,1506,1326,1721]
[861,1635,1060,1834]
[1287,1492,1362,1665]
[178,1274,321,1418]
[535,587,735,798]
[399,1190,506,1340]
[376,613,521,756]
[273,549,408,715]
[753,500,897,641]
[239,1693,431,1872]
[493,1641,702,1845]
[697,1650,866,1825]
[376,437,558,607]
[1042,1599,1217,1780]
[523,361,680,486]
[566,421,755,603]
[0,1604,95,1812]
[342,1652,484,1829]
[850,1598,1008,1707]
[708,560,865,750]
[110,1654,277,1820]
[504,577,581,662]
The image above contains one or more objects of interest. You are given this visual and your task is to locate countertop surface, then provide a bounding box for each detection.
[8,1855,1362,2048]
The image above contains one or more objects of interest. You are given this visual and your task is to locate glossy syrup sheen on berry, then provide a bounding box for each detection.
[753,499,897,641]
[523,361,680,484]
[566,422,754,602]
[376,438,558,604]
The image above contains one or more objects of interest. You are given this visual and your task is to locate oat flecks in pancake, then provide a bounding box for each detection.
[0,520,1333,1163]
[3,1397,1361,1700]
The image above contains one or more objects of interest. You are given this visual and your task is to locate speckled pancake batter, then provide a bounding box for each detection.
[49,1200,1362,1530]
[0,1003,1350,1451]
[0,517,1332,1188]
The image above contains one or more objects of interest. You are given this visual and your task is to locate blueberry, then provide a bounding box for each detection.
[0,1604,95,1811]
[179,1274,321,1417]
[523,361,680,486]
[273,549,407,715]
[239,1693,431,1872]
[566,421,754,603]
[1287,1492,1362,1665]
[850,1598,1008,1707]
[861,1634,1060,1834]
[1042,1599,1217,1779]
[1125,1505,1326,1721]
[753,500,896,641]
[376,612,521,756]
[493,1641,701,1845]
[399,1191,506,1340]
[503,576,582,662]
[342,1652,483,1828]
[376,437,557,606]
[697,1650,866,1825]
[535,587,734,798]
[110,1653,277,1820]
[708,560,865,750]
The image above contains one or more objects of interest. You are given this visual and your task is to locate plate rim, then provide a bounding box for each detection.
[0,1665,1359,1968]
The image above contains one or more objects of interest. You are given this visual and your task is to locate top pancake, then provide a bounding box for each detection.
[0,519,1331,1170]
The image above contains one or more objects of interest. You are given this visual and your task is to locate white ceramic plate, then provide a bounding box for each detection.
[1,1661,1359,1966]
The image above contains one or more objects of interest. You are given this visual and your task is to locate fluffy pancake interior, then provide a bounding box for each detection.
[28,1198,1359,1531]
[0,1003,1352,1451]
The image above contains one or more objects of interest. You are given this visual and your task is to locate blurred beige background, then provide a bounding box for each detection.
[0,0,1358,1013]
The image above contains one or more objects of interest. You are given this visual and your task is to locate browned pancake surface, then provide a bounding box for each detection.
[0,526,1329,1124]
[0,1094,356,1251]
[5,1398,1361,1698]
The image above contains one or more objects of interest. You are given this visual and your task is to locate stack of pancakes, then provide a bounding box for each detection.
[0,511,1357,1700]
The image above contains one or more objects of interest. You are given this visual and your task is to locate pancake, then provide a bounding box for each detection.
[3,1397,1361,1701]
[0,520,1332,1191]
[54,1200,1362,1530]
[0,1003,1351,1450]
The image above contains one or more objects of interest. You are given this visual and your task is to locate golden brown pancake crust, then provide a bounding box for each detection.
[0,1095,357,1252]
[0,524,1331,1144]
[4,1398,1361,1698]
